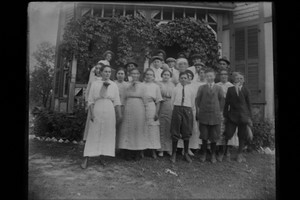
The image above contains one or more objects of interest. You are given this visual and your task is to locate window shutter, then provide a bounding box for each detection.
[235,28,245,61]
[54,70,60,96]
[247,26,259,102]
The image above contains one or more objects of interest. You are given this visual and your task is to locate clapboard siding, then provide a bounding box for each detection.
[233,2,259,23]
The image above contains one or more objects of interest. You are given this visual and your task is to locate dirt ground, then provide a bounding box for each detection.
[28,139,275,200]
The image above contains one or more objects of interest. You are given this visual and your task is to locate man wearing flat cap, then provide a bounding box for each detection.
[218,56,230,71]
[166,57,179,85]
[187,53,203,81]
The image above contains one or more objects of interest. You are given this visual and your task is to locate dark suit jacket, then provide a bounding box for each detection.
[195,84,225,125]
[223,86,252,124]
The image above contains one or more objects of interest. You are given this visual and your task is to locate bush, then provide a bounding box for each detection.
[33,104,87,141]
[248,119,275,150]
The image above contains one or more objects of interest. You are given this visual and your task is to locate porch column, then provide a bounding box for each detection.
[67,54,77,113]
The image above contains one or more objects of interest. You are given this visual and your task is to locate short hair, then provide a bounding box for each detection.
[204,68,215,74]
[185,69,194,80]
[161,69,173,78]
[179,71,189,78]
[129,68,140,74]
[232,71,244,78]
[144,68,155,78]
[219,69,229,75]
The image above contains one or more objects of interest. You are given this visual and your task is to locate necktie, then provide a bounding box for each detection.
[181,86,185,106]
[236,86,239,96]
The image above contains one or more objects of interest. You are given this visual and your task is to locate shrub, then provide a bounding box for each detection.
[248,119,275,150]
[33,104,87,141]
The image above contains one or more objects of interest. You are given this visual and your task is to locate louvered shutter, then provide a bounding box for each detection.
[234,25,260,103]
[246,26,259,102]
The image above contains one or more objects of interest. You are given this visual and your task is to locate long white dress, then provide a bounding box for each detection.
[144,82,163,149]
[83,79,121,157]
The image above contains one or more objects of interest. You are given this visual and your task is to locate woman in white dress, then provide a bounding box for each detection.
[80,65,122,169]
[143,68,163,158]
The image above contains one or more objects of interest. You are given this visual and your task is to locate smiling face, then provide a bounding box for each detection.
[94,65,102,77]
[195,65,202,73]
[145,70,155,82]
[105,53,112,62]
[101,66,111,80]
[153,59,162,69]
[162,71,171,82]
[130,69,140,81]
[116,70,125,82]
[199,69,205,81]
[205,71,216,83]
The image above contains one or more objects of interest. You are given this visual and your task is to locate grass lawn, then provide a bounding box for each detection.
[29,139,275,199]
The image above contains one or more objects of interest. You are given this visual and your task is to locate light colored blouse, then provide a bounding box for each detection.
[88,79,121,107]
[143,82,163,103]
[115,81,130,106]
[158,81,175,99]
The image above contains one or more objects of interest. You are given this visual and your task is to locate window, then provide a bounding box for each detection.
[174,8,184,19]
[93,6,102,17]
[185,8,195,18]
[125,6,135,16]
[196,10,206,21]
[114,6,124,17]
[103,6,113,18]
[163,8,172,20]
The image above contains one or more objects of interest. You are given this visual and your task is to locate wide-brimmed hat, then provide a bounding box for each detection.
[124,60,138,68]
[103,50,115,58]
[151,56,164,63]
[166,57,176,63]
[190,53,202,60]
[185,69,194,80]
[218,56,230,65]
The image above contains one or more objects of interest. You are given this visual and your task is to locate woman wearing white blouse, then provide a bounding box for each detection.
[81,65,122,169]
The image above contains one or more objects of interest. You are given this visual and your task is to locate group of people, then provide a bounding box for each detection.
[80,49,253,169]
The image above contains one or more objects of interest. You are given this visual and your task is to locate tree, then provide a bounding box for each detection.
[30,42,55,108]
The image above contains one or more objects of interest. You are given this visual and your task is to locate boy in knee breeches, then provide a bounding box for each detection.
[170,71,195,163]
[195,68,224,163]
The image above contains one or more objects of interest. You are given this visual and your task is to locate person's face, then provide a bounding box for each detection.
[199,70,205,81]
[105,53,112,61]
[153,59,162,69]
[162,71,171,82]
[220,70,229,83]
[239,75,245,85]
[179,74,188,86]
[187,73,193,83]
[95,65,102,77]
[101,67,111,80]
[131,69,140,81]
[168,61,176,69]
[219,61,228,70]
[205,72,215,83]
[116,70,125,81]
[127,64,136,72]
[193,58,201,65]
[145,70,155,82]
[178,62,188,72]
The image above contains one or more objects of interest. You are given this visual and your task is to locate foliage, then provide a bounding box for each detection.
[33,104,87,141]
[248,119,275,150]
[157,17,219,69]
[30,42,55,108]
[60,15,218,73]
[61,14,158,68]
